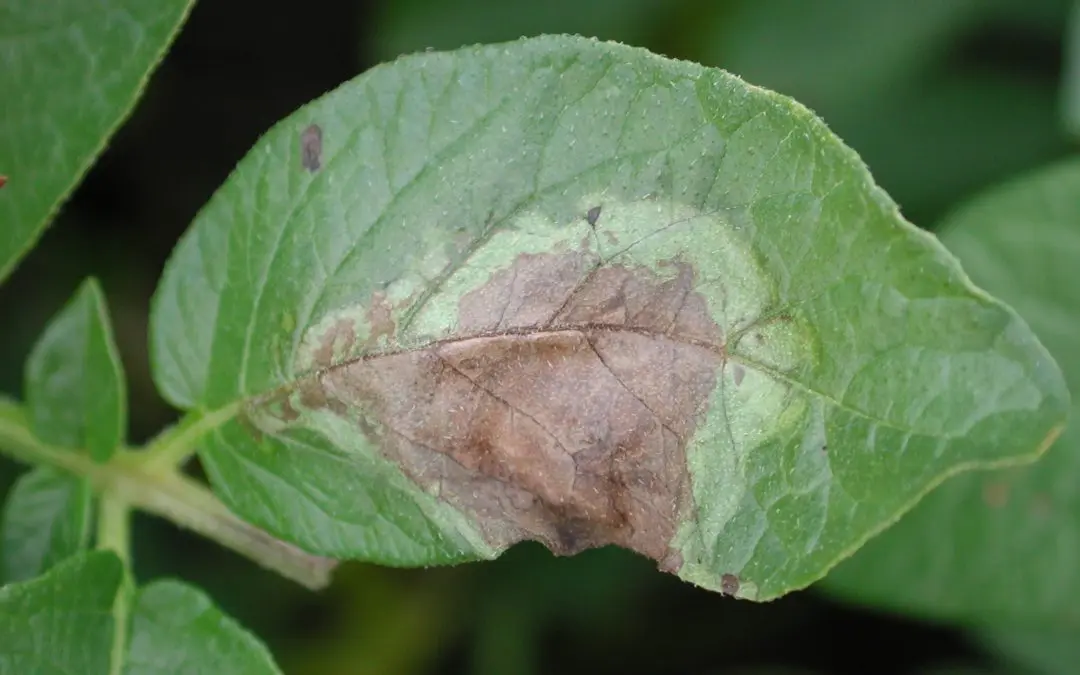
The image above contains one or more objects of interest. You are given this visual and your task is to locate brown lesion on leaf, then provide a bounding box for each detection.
[0,175,7,189]
[364,291,397,350]
[310,317,358,369]
[301,124,323,172]
[720,573,740,596]
[268,245,728,571]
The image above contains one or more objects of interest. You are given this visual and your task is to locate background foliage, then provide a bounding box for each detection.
[1,0,1076,673]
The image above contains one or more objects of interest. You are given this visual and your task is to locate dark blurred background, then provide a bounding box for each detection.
[1,0,1075,673]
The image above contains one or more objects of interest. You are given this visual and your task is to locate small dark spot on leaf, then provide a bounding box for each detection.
[731,363,745,386]
[721,573,740,596]
[821,444,828,453]
[586,205,602,226]
[301,124,323,172]
[982,481,1009,508]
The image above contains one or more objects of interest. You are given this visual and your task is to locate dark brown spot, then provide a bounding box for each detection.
[278,247,727,571]
[301,124,323,172]
[0,175,7,189]
[586,205,602,226]
[720,573,740,596]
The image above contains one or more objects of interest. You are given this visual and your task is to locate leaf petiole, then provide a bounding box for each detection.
[97,493,132,675]
[0,400,336,590]
[138,403,243,473]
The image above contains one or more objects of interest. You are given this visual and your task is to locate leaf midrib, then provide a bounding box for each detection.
[190,315,963,445]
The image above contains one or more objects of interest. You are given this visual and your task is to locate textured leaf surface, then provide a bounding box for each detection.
[823,158,1080,624]
[1,466,92,584]
[0,0,194,283]
[124,580,281,675]
[150,35,1067,599]
[25,278,127,462]
[0,550,122,675]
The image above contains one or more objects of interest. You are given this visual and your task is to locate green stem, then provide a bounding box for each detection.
[139,403,242,471]
[97,492,132,568]
[98,493,132,675]
[0,406,336,590]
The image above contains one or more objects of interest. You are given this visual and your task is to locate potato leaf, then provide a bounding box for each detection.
[0,466,92,584]
[0,0,195,282]
[150,36,1067,600]
[823,158,1080,624]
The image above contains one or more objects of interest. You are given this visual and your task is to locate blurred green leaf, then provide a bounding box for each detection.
[978,626,1080,675]
[25,278,127,462]
[0,0,195,283]
[690,0,1065,222]
[822,71,1064,225]
[697,0,980,111]
[0,550,123,675]
[822,158,1080,626]
[372,0,667,60]
[150,35,1066,600]
[1062,1,1080,139]
[124,580,281,675]
[1,466,91,583]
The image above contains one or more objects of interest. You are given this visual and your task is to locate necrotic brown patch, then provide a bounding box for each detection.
[299,248,725,567]
[720,573,740,596]
[301,124,323,172]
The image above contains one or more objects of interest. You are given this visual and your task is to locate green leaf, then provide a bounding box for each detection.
[696,0,980,111]
[0,550,123,675]
[978,626,1080,675]
[149,35,1067,600]
[1063,1,1080,139]
[124,580,281,675]
[372,0,665,60]
[1,466,92,584]
[822,158,1080,625]
[0,0,195,283]
[26,278,127,462]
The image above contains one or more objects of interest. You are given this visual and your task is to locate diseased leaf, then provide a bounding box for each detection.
[821,158,1080,624]
[26,278,127,462]
[0,0,195,283]
[0,550,123,675]
[149,35,1067,600]
[1,466,92,584]
[124,580,282,675]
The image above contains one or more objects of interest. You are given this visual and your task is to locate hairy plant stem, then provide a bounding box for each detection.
[139,404,242,471]
[97,493,132,675]
[0,401,336,590]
